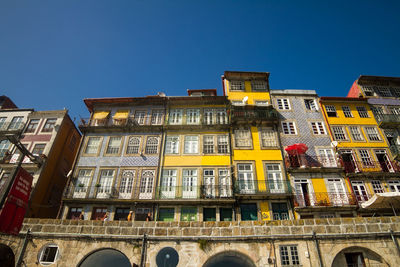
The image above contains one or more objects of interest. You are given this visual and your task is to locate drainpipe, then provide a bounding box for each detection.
[139,233,148,267]
[227,102,237,221]
[16,229,31,267]
[390,230,400,258]
[312,231,324,267]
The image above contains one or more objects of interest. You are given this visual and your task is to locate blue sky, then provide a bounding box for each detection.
[1,0,399,121]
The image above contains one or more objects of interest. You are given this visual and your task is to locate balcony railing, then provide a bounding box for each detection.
[285,155,340,169]
[374,114,400,126]
[165,117,229,126]
[0,121,26,134]
[294,192,358,208]
[79,117,164,129]
[234,180,291,195]
[389,144,400,159]
[64,185,155,200]
[341,159,399,174]
[231,107,278,122]
[155,185,233,200]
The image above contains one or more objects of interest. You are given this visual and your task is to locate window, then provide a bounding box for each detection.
[0,117,6,129]
[365,127,381,141]
[32,144,46,155]
[356,106,369,118]
[134,110,147,125]
[105,137,122,154]
[388,180,400,192]
[349,126,364,141]
[42,118,57,132]
[389,107,400,115]
[8,116,24,130]
[184,136,198,154]
[376,86,392,97]
[126,136,141,154]
[260,127,277,147]
[310,122,326,135]
[216,109,228,124]
[182,169,197,198]
[220,208,233,221]
[304,99,317,110]
[230,80,245,91]
[160,170,177,199]
[234,129,252,147]
[0,139,10,157]
[332,126,347,141]
[251,80,267,91]
[325,105,337,117]
[145,137,159,154]
[237,164,255,194]
[219,169,231,197]
[363,86,374,96]
[84,137,101,154]
[203,109,214,125]
[203,208,216,221]
[139,170,154,199]
[158,208,175,221]
[280,245,300,266]
[114,208,131,221]
[75,169,91,193]
[359,149,373,166]
[217,135,229,153]
[266,164,284,193]
[97,169,115,195]
[342,106,353,117]
[371,180,384,193]
[165,136,179,154]
[0,172,10,191]
[68,207,83,219]
[181,207,197,221]
[240,203,257,220]
[25,119,39,133]
[272,202,289,220]
[186,109,200,124]
[203,136,214,154]
[317,149,336,167]
[151,110,163,125]
[255,100,268,106]
[277,99,290,110]
[119,170,135,197]
[39,244,59,265]
[282,122,296,135]
[169,109,183,124]
[203,169,215,198]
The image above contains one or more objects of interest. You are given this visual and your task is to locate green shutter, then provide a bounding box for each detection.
[181,207,197,221]
[203,208,216,221]
[220,208,233,221]
[158,208,175,221]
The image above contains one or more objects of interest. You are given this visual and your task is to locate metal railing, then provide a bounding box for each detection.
[374,114,400,125]
[64,185,155,200]
[231,108,278,121]
[234,180,291,195]
[294,192,358,208]
[155,185,234,200]
[0,121,26,133]
[285,155,340,169]
[389,144,400,158]
[79,116,163,128]
[341,159,399,174]
[165,117,229,126]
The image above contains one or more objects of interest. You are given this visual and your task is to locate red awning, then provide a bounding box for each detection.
[285,143,308,155]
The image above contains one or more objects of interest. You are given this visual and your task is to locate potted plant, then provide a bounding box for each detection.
[78,183,85,188]
[95,183,101,188]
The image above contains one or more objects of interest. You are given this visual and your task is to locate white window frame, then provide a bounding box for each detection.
[38,244,59,265]
[184,136,199,154]
[203,135,214,154]
[260,127,277,147]
[304,99,317,110]
[151,110,163,125]
[84,137,101,154]
[160,170,177,199]
[358,149,373,167]
[364,127,381,141]
[165,136,180,154]
[216,109,228,124]
[134,110,147,125]
[349,126,364,141]
[230,80,245,91]
[105,136,122,155]
[255,100,269,106]
[331,126,347,141]
[325,105,337,117]
[276,99,290,110]
[126,136,141,154]
[169,109,183,124]
[265,163,284,193]
[282,122,296,135]
[145,137,159,154]
[251,80,267,91]
[356,106,369,118]
[237,163,255,194]
[310,122,326,135]
[234,129,252,147]
[280,245,300,266]
[342,106,353,118]
[217,135,229,153]
[203,109,214,125]
[186,109,200,124]
[371,180,384,193]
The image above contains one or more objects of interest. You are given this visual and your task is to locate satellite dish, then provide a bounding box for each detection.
[156,247,179,267]
[66,170,73,178]
[242,96,248,104]
[331,141,338,147]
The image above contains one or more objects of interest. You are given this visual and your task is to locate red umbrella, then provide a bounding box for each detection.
[285,143,308,155]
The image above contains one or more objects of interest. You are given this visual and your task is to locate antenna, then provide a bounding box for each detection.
[330,141,338,147]
[242,96,248,104]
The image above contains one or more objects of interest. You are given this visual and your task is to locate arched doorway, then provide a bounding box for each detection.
[0,244,15,267]
[203,251,256,267]
[331,246,389,267]
[78,248,131,267]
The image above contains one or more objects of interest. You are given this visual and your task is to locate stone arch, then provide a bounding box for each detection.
[77,248,132,267]
[0,243,15,267]
[202,250,257,267]
[331,246,390,267]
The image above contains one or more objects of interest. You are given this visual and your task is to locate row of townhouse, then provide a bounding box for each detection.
[60,72,400,222]
[0,96,81,218]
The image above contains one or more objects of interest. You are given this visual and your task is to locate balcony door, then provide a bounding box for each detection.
[351,181,369,202]
[237,164,255,194]
[265,164,284,193]
[375,150,394,172]
[388,180,400,192]
[294,178,314,207]
[97,170,114,199]
[183,169,197,198]
[119,170,134,199]
[219,169,231,197]
[139,170,154,199]
[203,169,215,198]
[73,169,91,198]
[160,170,176,199]
[317,149,336,167]
[326,178,348,205]
[340,150,359,173]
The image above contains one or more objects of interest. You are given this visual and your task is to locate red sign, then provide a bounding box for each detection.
[0,167,33,235]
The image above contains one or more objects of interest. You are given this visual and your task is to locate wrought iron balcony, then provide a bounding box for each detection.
[155,185,233,200]
[389,144,400,160]
[374,114,400,127]
[0,121,26,135]
[285,155,340,170]
[165,117,229,126]
[234,180,292,195]
[341,159,399,174]
[230,106,278,122]
[78,117,163,130]
[64,185,155,200]
[294,192,358,208]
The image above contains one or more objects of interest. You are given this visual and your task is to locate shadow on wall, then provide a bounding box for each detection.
[78,248,133,267]
[0,244,15,267]
[202,250,256,267]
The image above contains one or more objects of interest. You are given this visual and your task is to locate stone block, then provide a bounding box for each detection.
[353,217,364,224]
[21,225,29,232]
[255,227,271,235]
[138,228,154,235]
[240,227,254,236]
[380,217,391,223]
[155,228,167,236]
[104,221,119,227]
[201,228,212,236]
[211,228,221,236]
[54,226,67,233]
[390,217,400,223]
[170,222,179,227]
[119,221,133,227]
[69,220,79,225]
[314,218,328,225]
[253,221,265,226]
[145,221,156,227]
[327,218,341,225]
[265,220,280,226]
[391,223,400,232]
[271,227,289,235]
[42,225,56,233]
[303,226,314,234]
[292,220,305,226]
[232,227,240,236]
[29,218,40,224]
[281,220,292,226]
[92,220,103,226]
[230,221,239,226]
[290,226,304,235]
[190,222,203,227]
[341,224,355,233]
[216,221,230,227]
[220,228,232,236]
[168,228,181,236]
[239,221,253,226]
[326,226,341,234]
[304,219,315,225]
[106,227,121,235]
[66,226,80,233]
[179,222,190,227]
[61,220,71,225]
[156,222,170,228]
[121,227,138,236]
[81,226,92,234]
[183,228,198,236]
[313,225,326,234]
[78,220,92,226]
[204,222,216,227]
[355,225,367,233]
[366,224,380,232]
[380,224,391,232]
[341,218,354,225]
